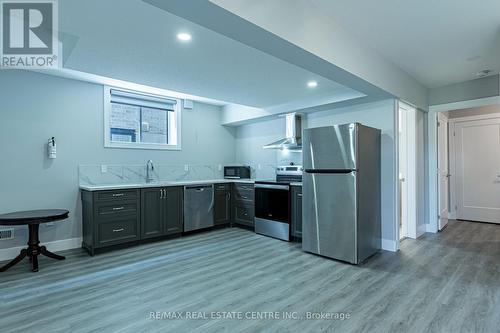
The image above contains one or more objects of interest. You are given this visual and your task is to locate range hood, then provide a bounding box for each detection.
[263,113,302,150]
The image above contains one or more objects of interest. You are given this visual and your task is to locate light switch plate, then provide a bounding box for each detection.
[258,164,262,170]
[101,165,108,173]
[184,164,189,172]
[218,164,222,171]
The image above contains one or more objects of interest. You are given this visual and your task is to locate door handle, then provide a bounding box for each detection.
[112,228,124,233]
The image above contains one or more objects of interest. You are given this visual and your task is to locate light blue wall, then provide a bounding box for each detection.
[429,74,500,106]
[235,99,398,248]
[234,118,303,179]
[0,70,236,249]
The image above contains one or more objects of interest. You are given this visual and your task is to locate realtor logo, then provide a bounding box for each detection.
[1,0,59,68]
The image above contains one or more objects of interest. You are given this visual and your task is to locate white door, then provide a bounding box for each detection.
[455,118,500,223]
[437,113,449,230]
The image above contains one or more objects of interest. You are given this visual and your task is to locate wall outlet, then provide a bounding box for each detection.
[45,222,54,227]
[101,165,108,173]
[184,164,189,172]
[218,164,222,171]
[258,164,262,170]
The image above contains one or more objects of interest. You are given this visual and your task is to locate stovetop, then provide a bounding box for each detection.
[255,165,303,185]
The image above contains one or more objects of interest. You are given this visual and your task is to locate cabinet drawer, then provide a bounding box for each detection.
[214,183,231,192]
[234,184,254,203]
[234,183,254,192]
[234,202,254,226]
[97,218,139,246]
[96,202,138,217]
[95,189,139,202]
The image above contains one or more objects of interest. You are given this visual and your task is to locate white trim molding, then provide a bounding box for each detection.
[382,238,398,252]
[448,112,500,123]
[428,97,500,233]
[0,237,82,261]
[103,86,182,151]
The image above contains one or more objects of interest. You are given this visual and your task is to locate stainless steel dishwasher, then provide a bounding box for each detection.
[183,185,214,232]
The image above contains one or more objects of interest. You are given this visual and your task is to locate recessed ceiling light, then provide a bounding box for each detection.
[307,81,318,88]
[177,33,192,42]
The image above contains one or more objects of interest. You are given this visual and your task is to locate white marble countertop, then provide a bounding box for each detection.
[80,179,255,191]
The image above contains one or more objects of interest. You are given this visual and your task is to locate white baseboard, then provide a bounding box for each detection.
[382,238,398,252]
[416,224,426,238]
[0,237,82,261]
[426,223,438,233]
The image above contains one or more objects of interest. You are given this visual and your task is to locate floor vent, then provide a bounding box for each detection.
[0,228,14,240]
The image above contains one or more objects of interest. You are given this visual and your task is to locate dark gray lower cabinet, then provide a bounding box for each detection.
[232,183,255,227]
[82,189,141,256]
[141,188,163,239]
[214,183,231,226]
[82,186,183,256]
[163,187,183,235]
[141,187,183,238]
[291,185,302,240]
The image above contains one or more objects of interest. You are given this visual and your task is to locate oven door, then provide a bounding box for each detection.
[254,183,290,223]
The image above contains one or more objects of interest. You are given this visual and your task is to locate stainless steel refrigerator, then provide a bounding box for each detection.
[302,123,381,264]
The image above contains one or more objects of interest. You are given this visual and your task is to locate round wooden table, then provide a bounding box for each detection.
[0,209,69,272]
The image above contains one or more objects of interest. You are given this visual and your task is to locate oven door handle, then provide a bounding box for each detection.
[255,184,289,190]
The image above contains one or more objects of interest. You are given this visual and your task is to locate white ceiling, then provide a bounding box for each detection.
[58,0,361,108]
[309,0,500,88]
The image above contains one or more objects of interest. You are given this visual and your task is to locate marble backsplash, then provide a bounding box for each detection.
[78,152,303,186]
[78,163,279,186]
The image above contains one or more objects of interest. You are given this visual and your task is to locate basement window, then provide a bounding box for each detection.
[104,86,181,150]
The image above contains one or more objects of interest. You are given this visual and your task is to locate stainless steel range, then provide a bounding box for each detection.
[254,165,303,241]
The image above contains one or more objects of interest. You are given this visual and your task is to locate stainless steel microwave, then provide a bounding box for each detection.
[224,166,251,179]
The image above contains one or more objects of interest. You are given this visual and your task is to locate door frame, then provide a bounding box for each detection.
[427,96,500,233]
[397,101,418,240]
[437,112,450,230]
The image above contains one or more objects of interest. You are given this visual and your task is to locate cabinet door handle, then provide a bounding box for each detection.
[163,189,167,199]
[227,192,231,200]
[113,228,124,233]
[112,206,125,211]
[297,193,303,197]
[240,195,248,199]
[112,193,124,197]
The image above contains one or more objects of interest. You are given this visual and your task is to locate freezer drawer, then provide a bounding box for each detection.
[302,172,357,263]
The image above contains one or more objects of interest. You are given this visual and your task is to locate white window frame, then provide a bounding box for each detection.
[103,86,182,150]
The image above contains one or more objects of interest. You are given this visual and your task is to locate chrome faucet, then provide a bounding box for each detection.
[146,160,155,183]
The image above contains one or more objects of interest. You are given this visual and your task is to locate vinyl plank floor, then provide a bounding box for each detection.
[1,220,500,333]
